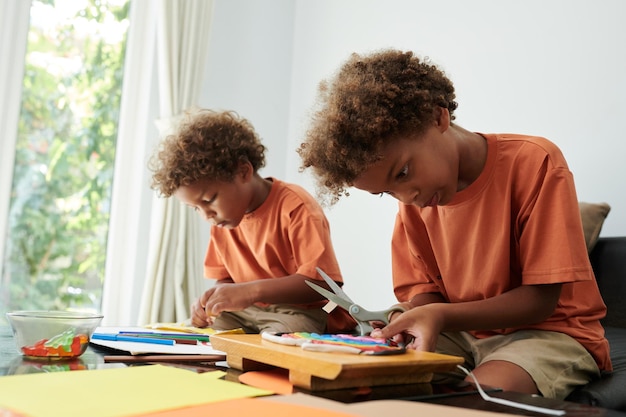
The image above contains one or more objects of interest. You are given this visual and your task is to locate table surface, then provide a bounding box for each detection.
[1,326,624,417]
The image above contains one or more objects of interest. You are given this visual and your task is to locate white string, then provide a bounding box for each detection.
[457,365,566,416]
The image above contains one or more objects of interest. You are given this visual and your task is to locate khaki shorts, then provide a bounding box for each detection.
[211,304,328,334]
[433,330,601,399]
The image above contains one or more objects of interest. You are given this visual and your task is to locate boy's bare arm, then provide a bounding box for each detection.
[435,283,561,331]
[397,292,447,309]
[201,274,331,317]
[376,283,562,351]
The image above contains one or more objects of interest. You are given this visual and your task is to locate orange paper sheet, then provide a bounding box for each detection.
[268,393,521,417]
[138,397,359,417]
[238,369,294,395]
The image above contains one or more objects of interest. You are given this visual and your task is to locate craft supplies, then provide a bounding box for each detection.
[262,332,406,355]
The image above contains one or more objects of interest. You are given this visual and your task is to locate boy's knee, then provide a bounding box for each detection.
[471,360,539,396]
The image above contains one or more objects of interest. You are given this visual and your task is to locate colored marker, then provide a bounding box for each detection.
[91,333,175,346]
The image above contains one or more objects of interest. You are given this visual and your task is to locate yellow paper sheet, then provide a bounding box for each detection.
[143,322,244,336]
[0,365,272,417]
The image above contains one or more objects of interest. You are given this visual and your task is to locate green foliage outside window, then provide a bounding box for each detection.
[0,0,130,322]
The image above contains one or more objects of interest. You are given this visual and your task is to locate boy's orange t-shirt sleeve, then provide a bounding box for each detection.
[391,212,441,302]
[203,235,229,279]
[288,204,343,282]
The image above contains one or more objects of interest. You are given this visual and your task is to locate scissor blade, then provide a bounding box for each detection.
[305,280,353,312]
[315,267,354,303]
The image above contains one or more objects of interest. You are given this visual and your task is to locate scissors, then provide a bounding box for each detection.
[306,267,407,336]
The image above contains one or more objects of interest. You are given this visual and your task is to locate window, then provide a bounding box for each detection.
[0,0,130,321]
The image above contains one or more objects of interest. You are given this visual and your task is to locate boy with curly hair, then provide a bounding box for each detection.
[150,109,354,334]
[298,49,611,399]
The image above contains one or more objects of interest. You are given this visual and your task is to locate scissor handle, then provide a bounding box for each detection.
[350,304,407,336]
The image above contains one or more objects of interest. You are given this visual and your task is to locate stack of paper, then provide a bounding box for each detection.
[90,326,237,356]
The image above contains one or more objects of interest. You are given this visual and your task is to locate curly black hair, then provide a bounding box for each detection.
[149,109,266,197]
[297,49,457,205]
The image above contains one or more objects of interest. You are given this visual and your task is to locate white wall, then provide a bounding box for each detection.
[197,0,295,251]
[201,0,626,311]
[199,0,295,180]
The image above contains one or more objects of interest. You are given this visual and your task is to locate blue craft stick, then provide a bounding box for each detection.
[118,331,210,341]
[91,333,175,346]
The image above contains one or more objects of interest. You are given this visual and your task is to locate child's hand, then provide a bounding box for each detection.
[190,296,214,328]
[370,304,442,351]
[201,282,256,316]
[388,302,411,322]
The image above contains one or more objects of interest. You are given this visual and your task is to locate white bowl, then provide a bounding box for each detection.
[6,310,103,360]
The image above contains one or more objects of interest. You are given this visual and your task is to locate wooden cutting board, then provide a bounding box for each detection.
[210,334,464,391]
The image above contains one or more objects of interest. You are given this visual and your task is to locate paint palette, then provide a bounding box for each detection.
[261,332,406,355]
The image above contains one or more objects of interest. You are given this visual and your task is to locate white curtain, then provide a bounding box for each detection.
[138,0,214,324]
[101,0,159,326]
[0,0,31,275]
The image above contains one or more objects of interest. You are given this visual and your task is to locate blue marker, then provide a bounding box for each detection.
[91,333,175,346]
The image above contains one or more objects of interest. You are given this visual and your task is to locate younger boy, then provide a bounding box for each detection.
[298,49,611,399]
[150,109,354,334]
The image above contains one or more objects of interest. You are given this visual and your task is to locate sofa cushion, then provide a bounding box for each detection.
[579,202,611,253]
[591,237,626,328]
[565,326,626,411]
[565,236,626,410]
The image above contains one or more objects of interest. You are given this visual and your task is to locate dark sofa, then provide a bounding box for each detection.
[565,236,626,411]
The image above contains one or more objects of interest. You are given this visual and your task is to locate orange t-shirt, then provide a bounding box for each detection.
[204,178,355,333]
[392,133,611,371]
